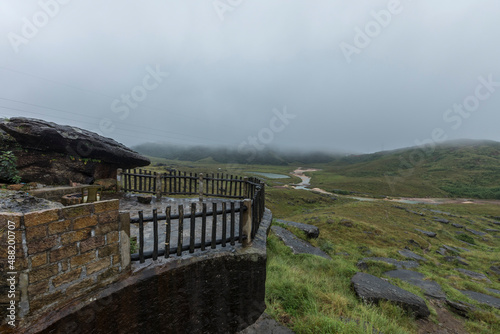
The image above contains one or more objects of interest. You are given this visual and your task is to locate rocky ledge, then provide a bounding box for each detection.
[0,117,150,184]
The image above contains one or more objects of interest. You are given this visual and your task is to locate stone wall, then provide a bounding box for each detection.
[0,200,130,332]
[1,198,270,334]
[24,209,272,334]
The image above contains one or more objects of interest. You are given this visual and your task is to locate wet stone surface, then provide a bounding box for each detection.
[0,190,63,213]
[275,219,320,239]
[455,268,491,283]
[271,226,331,260]
[460,290,500,309]
[384,269,446,300]
[358,257,419,269]
[128,198,244,254]
[238,313,295,334]
[351,272,430,318]
[465,228,486,236]
[398,249,427,262]
[415,228,436,238]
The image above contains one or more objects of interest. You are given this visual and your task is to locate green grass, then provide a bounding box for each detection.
[142,158,500,333]
[309,140,500,199]
[265,190,500,333]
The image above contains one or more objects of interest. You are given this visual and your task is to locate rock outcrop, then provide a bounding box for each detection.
[271,226,331,260]
[275,219,320,238]
[0,117,150,184]
[351,272,430,318]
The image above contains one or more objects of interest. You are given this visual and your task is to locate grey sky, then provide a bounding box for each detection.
[1,0,499,154]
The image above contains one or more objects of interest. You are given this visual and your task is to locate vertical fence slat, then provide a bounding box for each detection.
[190,203,196,253]
[153,208,158,260]
[134,169,137,192]
[139,210,144,263]
[239,177,242,197]
[222,202,227,247]
[229,175,233,197]
[230,202,235,245]
[183,171,187,193]
[177,205,184,256]
[239,201,244,243]
[201,203,207,251]
[128,172,132,193]
[211,202,217,249]
[173,171,177,194]
[216,173,219,196]
[165,206,171,258]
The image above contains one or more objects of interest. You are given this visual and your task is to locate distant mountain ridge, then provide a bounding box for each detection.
[132,142,341,165]
[314,139,500,199]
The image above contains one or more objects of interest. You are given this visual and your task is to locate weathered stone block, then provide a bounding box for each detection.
[106,231,119,244]
[28,235,58,255]
[48,220,72,235]
[29,263,58,283]
[93,200,119,213]
[26,225,48,241]
[60,259,69,272]
[50,245,78,263]
[52,268,83,288]
[70,251,96,268]
[97,266,120,281]
[61,204,93,219]
[24,209,59,228]
[98,243,119,258]
[73,215,98,230]
[80,236,105,253]
[61,228,92,245]
[95,222,118,235]
[30,290,64,312]
[28,280,49,296]
[65,277,95,299]
[31,252,48,268]
[98,211,119,225]
[87,257,111,275]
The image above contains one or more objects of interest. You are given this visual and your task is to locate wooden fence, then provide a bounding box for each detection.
[118,169,260,199]
[119,169,265,263]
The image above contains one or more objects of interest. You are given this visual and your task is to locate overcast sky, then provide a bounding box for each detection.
[1,0,499,154]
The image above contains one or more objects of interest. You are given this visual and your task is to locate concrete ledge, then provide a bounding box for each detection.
[30,187,85,202]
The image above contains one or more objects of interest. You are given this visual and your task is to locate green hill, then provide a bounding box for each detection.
[311,140,500,199]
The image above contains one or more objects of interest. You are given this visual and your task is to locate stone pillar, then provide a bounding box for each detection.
[116,169,123,192]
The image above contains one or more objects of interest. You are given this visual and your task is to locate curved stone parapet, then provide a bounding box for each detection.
[21,209,272,334]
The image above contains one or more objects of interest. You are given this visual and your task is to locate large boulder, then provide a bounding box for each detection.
[351,272,430,318]
[0,117,150,184]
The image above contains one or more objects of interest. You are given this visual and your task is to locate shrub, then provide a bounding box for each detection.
[0,151,21,184]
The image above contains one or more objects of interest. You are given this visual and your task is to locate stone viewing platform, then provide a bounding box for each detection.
[0,169,270,333]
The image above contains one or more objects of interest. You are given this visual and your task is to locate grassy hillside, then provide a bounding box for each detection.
[310,140,500,199]
[265,188,500,333]
[141,160,500,333]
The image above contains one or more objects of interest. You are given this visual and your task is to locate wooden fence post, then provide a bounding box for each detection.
[242,199,252,247]
[199,173,204,201]
[156,173,162,199]
[116,168,123,192]
[243,177,249,198]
